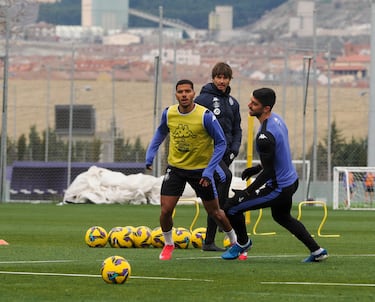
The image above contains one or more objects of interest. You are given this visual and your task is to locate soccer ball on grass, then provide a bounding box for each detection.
[84,226,108,247]
[151,227,165,248]
[190,227,206,248]
[101,255,131,284]
[223,235,231,249]
[108,226,134,248]
[133,225,152,248]
[173,227,191,249]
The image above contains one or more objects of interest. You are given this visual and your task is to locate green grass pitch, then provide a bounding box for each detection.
[0,202,374,301]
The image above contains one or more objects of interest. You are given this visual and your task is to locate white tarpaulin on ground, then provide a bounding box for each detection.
[62,166,247,205]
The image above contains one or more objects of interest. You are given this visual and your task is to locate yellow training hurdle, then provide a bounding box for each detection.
[251,208,277,235]
[171,199,340,238]
[297,201,340,238]
[246,210,277,236]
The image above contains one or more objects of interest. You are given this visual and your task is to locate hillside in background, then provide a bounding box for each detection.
[127,0,287,29]
[37,0,287,29]
[247,0,372,38]
[37,0,372,45]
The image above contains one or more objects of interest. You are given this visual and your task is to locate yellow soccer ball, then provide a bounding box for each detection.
[108,226,134,248]
[223,235,232,249]
[190,227,206,248]
[173,227,191,249]
[84,226,108,247]
[133,226,152,248]
[151,227,165,248]
[101,255,131,284]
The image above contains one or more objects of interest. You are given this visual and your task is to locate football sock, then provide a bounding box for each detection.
[163,229,173,246]
[224,229,237,245]
[238,239,251,248]
[312,248,324,255]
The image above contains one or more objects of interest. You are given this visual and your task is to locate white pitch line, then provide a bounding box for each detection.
[0,271,213,282]
[178,254,375,260]
[2,254,374,264]
[178,255,301,260]
[250,254,375,258]
[0,260,76,264]
[131,275,214,282]
[0,271,100,278]
[261,281,375,288]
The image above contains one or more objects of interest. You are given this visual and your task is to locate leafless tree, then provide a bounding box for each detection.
[0,0,38,37]
[0,0,37,201]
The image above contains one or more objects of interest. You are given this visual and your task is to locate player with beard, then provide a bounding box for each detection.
[221,87,328,263]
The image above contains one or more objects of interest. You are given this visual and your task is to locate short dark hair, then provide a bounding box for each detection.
[176,79,194,90]
[211,62,233,79]
[252,87,276,109]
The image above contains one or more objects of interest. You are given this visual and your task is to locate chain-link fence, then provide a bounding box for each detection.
[4,73,155,202]
[0,39,370,203]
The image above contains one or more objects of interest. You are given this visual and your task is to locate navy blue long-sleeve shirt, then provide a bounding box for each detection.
[195,83,242,159]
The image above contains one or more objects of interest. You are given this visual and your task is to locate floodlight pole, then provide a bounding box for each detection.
[153,56,160,137]
[172,28,177,104]
[327,45,332,182]
[0,10,9,202]
[282,44,288,119]
[312,8,318,182]
[368,0,375,166]
[110,68,116,162]
[67,44,75,188]
[155,5,163,177]
[45,66,50,162]
[302,56,312,200]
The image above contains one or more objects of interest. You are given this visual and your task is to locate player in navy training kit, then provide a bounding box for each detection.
[221,87,328,263]
[195,62,242,252]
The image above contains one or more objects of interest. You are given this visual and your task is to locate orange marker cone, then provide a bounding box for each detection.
[0,239,9,245]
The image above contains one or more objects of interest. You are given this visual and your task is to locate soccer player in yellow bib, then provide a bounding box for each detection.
[146,79,237,260]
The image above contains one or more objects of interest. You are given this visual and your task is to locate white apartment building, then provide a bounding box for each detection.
[81,0,129,31]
